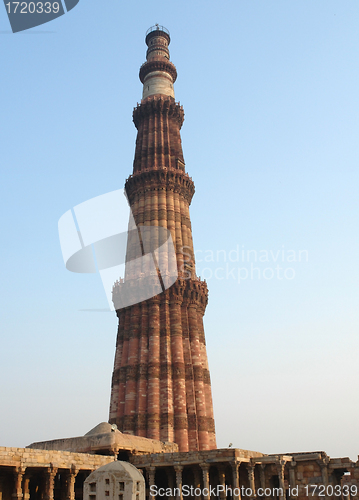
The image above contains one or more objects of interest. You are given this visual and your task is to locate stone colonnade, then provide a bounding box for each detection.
[4,464,80,500]
[141,460,289,500]
[0,447,114,500]
[131,450,356,500]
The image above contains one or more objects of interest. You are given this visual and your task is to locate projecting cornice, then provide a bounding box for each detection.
[113,278,209,314]
[133,97,184,129]
[125,169,195,205]
[139,59,177,85]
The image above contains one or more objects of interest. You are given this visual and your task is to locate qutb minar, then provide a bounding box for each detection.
[2,27,358,500]
[108,25,217,452]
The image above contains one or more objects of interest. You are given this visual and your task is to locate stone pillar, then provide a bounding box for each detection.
[231,462,241,500]
[148,467,156,500]
[288,462,296,499]
[259,465,265,493]
[318,458,329,500]
[22,475,30,500]
[276,461,286,500]
[44,466,58,500]
[218,467,226,500]
[319,458,329,485]
[174,466,183,500]
[247,465,256,498]
[200,464,210,500]
[13,467,25,500]
[112,444,121,460]
[64,466,78,500]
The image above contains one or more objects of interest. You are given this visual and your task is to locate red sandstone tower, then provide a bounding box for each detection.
[109,26,216,452]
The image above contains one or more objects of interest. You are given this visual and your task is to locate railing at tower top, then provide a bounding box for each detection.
[146,25,170,37]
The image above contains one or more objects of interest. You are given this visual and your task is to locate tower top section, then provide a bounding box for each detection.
[140,25,177,101]
[145,24,170,48]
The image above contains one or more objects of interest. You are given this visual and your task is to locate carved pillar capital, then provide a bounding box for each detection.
[110,445,120,459]
[276,460,286,474]
[200,463,210,473]
[70,465,79,476]
[231,461,241,473]
[46,465,58,476]
[14,467,26,475]
[247,464,255,479]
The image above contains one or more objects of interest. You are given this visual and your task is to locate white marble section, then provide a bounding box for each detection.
[142,71,175,99]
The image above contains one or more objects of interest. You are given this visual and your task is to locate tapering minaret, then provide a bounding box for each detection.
[109,26,216,452]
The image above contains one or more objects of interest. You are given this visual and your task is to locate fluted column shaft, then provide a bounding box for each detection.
[181,303,198,451]
[147,298,161,440]
[160,295,174,442]
[136,301,149,435]
[123,304,140,433]
[170,298,189,451]
[188,302,209,450]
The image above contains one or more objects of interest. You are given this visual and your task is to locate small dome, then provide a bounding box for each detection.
[85,422,115,436]
[89,461,144,482]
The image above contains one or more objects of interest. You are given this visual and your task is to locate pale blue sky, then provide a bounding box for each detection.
[1,1,359,460]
